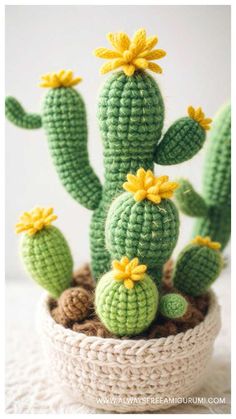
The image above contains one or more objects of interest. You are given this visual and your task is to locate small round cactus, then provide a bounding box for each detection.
[173,236,223,297]
[95,257,158,336]
[105,169,179,283]
[16,207,73,298]
[159,293,188,319]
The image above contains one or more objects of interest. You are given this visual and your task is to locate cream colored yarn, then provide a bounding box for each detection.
[37,291,221,413]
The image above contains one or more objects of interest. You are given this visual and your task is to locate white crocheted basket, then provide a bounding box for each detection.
[37,291,221,413]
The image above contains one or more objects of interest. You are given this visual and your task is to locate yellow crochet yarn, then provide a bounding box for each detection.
[94,28,166,76]
[15,207,57,235]
[191,235,221,250]
[188,106,212,130]
[123,168,179,204]
[112,257,147,289]
[40,70,82,88]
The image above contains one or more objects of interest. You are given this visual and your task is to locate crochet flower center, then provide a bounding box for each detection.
[15,207,57,236]
[123,168,179,204]
[40,70,82,88]
[192,236,221,250]
[94,28,166,76]
[188,106,212,131]
[112,257,147,289]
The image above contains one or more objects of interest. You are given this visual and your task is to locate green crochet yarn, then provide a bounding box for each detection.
[16,208,73,299]
[159,293,188,319]
[5,97,42,129]
[175,103,231,249]
[106,192,179,285]
[5,30,210,280]
[95,271,158,336]
[173,238,223,297]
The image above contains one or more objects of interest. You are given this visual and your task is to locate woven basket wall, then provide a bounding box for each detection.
[37,291,221,413]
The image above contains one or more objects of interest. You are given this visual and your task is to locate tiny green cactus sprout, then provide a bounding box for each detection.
[159,293,188,319]
[105,168,179,285]
[6,29,211,280]
[95,257,158,336]
[173,236,223,297]
[16,207,73,299]
[175,103,231,249]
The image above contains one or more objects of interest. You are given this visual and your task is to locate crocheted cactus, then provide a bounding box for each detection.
[173,236,223,296]
[6,29,211,280]
[16,207,73,298]
[159,293,188,319]
[175,103,231,249]
[95,257,158,336]
[105,168,179,285]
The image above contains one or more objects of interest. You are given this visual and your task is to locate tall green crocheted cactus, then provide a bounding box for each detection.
[95,257,158,336]
[175,103,231,249]
[5,29,211,280]
[16,207,73,298]
[105,168,179,285]
[173,236,223,296]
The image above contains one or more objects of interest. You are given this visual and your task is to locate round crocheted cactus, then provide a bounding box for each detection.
[159,293,188,319]
[95,257,158,336]
[6,29,210,281]
[105,169,179,284]
[16,207,73,299]
[175,103,231,249]
[173,236,223,297]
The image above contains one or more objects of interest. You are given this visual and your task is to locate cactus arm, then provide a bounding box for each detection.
[175,178,208,217]
[5,96,42,129]
[154,116,206,165]
[42,87,102,211]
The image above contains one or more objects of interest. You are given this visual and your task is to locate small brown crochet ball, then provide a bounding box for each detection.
[52,287,91,327]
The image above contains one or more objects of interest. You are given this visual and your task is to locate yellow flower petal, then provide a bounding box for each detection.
[123,181,139,193]
[133,58,148,69]
[117,32,131,51]
[134,190,147,201]
[132,264,147,274]
[126,173,143,189]
[15,207,57,235]
[147,194,161,204]
[148,62,163,74]
[124,279,134,289]
[141,49,166,60]
[145,35,158,50]
[122,64,135,76]
[120,256,130,266]
[94,47,121,59]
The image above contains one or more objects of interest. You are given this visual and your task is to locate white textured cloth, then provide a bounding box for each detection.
[6,265,231,414]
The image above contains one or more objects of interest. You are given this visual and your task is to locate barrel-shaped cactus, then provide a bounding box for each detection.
[105,168,179,284]
[159,293,188,319]
[6,29,211,280]
[95,257,158,336]
[173,236,223,296]
[175,103,231,249]
[16,207,73,298]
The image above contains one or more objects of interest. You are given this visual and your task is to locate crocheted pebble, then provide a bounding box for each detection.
[52,287,91,327]
[159,293,188,319]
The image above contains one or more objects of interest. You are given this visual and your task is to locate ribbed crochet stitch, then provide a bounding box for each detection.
[173,240,223,296]
[95,271,158,336]
[175,103,231,249]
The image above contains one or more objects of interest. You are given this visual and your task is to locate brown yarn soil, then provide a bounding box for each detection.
[49,261,210,340]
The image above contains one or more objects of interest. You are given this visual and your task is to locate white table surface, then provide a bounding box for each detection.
[6,264,231,414]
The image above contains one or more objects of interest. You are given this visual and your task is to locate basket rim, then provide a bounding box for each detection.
[38,289,221,351]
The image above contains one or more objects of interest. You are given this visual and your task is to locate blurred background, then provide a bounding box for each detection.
[5,5,231,279]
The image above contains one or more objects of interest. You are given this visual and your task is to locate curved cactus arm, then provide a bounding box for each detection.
[5,96,42,129]
[175,178,208,217]
[154,106,211,165]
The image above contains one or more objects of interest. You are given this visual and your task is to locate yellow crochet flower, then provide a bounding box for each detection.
[94,28,166,76]
[15,207,57,236]
[40,70,82,88]
[188,106,212,131]
[192,236,221,250]
[123,168,179,204]
[112,257,147,289]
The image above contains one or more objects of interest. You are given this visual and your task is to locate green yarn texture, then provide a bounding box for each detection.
[5,97,42,129]
[175,103,231,249]
[159,293,188,319]
[105,192,179,285]
[173,243,223,296]
[6,70,208,280]
[95,272,158,336]
[20,226,73,299]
